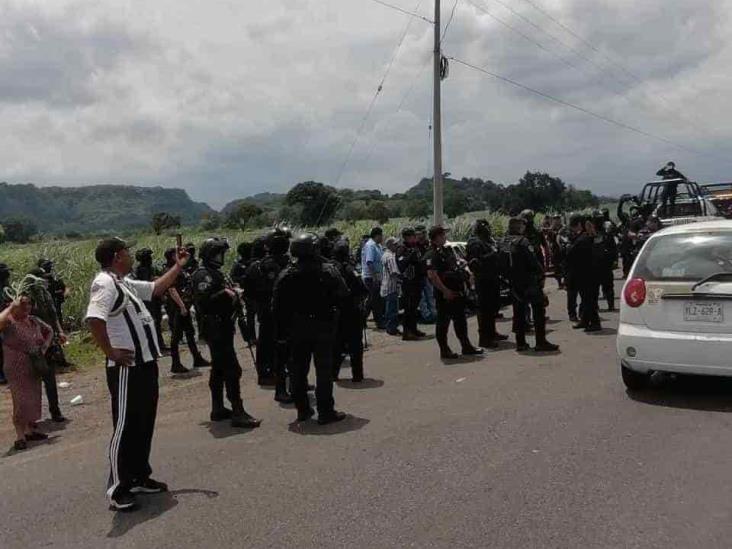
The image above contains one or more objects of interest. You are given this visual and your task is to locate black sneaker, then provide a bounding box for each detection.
[318,410,347,425]
[440,349,459,360]
[130,478,168,494]
[109,491,137,511]
[516,343,530,352]
[51,412,67,423]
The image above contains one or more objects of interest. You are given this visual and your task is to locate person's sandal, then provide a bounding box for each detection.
[13,439,27,451]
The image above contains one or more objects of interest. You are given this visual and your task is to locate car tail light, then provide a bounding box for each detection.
[624,278,646,308]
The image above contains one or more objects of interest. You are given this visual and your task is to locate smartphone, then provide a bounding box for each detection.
[176,233,183,249]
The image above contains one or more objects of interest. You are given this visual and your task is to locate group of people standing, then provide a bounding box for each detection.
[2,201,656,512]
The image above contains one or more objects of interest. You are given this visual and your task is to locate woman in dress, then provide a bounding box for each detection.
[0,294,54,451]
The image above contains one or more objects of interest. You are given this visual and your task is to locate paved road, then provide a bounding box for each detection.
[3,281,732,549]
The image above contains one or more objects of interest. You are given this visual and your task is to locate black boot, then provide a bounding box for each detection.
[516,335,529,352]
[230,400,261,429]
[210,395,232,422]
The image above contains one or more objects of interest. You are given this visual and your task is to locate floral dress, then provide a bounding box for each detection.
[2,316,53,425]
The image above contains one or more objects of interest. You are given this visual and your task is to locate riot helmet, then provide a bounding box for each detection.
[199,237,230,269]
[290,233,319,259]
[473,218,492,240]
[265,228,290,255]
[135,248,154,265]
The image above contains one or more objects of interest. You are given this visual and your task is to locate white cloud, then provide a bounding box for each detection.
[0,0,730,207]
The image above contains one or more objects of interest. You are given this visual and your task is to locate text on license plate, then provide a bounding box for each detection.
[684,302,724,323]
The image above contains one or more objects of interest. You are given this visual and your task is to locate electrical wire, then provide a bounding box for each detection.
[441,0,460,43]
[515,0,718,144]
[448,56,713,158]
[466,0,723,150]
[367,0,434,23]
[316,1,428,225]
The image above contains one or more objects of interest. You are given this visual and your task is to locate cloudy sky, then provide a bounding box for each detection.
[1,0,730,207]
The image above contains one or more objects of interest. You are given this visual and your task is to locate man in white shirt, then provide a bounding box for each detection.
[86,237,189,512]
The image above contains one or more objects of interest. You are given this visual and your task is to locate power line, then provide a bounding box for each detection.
[441,0,460,43]
[366,0,434,24]
[317,1,428,225]
[466,0,723,151]
[465,0,584,75]
[518,0,639,83]
[515,0,717,143]
[448,56,711,158]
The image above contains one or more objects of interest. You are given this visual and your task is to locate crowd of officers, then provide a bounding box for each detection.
[2,206,660,431]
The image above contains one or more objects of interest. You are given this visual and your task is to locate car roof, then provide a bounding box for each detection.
[651,219,732,238]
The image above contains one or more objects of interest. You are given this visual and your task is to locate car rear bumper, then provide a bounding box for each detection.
[617,322,732,376]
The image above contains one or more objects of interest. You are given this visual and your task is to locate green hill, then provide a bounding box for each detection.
[0,183,214,235]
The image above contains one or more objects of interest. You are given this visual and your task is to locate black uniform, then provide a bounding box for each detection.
[273,249,349,421]
[466,234,503,347]
[425,245,479,357]
[192,239,260,428]
[132,262,167,351]
[597,229,618,311]
[230,256,256,344]
[503,234,555,350]
[563,231,583,321]
[165,265,207,372]
[332,248,368,382]
[396,242,426,339]
[566,233,597,329]
[249,252,292,399]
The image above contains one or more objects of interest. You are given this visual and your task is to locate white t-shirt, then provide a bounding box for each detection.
[85,271,161,367]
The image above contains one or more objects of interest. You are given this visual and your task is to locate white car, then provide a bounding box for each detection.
[617,220,732,390]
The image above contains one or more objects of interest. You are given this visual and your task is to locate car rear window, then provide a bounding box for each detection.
[634,232,732,281]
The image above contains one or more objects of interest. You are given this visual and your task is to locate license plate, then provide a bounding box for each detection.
[684,302,724,323]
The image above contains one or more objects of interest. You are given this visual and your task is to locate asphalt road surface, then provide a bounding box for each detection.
[3,280,732,549]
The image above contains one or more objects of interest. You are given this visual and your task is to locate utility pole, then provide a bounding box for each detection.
[432,0,444,226]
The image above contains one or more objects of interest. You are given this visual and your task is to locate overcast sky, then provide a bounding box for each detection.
[1,0,730,208]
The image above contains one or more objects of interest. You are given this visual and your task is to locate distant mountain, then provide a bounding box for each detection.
[0,183,214,234]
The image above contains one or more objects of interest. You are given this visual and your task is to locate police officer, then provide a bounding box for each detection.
[397,227,427,341]
[243,236,273,385]
[230,242,257,345]
[332,238,368,382]
[581,217,604,332]
[249,228,294,403]
[38,259,67,325]
[132,248,168,353]
[566,215,598,331]
[466,219,508,349]
[593,211,618,312]
[163,248,209,374]
[0,263,11,384]
[425,226,483,360]
[192,238,261,428]
[563,214,586,322]
[273,233,349,424]
[503,218,559,352]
